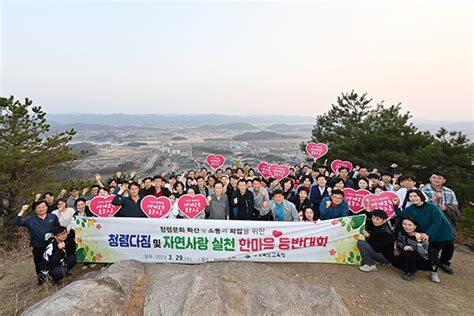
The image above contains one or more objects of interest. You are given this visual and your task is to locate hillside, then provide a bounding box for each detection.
[233,131,299,141]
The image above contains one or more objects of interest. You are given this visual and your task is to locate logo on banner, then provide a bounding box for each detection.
[305,142,328,160]
[362,191,399,218]
[341,188,371,214]
[257,162,272,179]
[206,154,225,170]
[331,159,353,173]
[177,194,207,219]
[269,164,290,180]
[140,196,172,218]
[89,196,121,217]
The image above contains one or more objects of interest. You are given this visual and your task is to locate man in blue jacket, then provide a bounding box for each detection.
[15,201,60,285]
[319,189,350,220]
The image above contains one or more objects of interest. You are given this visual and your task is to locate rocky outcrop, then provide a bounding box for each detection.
[22,260,145,316]
[24,261,349,315]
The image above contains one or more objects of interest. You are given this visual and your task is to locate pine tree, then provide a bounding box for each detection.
[0,96,77,245]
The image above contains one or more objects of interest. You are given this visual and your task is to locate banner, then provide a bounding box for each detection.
[73,215,366,265]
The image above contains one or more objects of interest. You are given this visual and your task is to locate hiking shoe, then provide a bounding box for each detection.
[359,264,378,272]
[430,272,440,283]
[440,264,454,274]
[402,273,415,281]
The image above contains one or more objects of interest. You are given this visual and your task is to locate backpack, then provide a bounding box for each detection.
[444,204,462,227]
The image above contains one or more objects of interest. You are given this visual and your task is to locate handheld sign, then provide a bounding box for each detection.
[177,194,207,219]
[341,188,371,214]
[206,154,225,170]
[140,196,172,218]
[331,159,353,173]
[257,162,272,179]
[305,142,328,160]
[269,164,290,180]
[89,196,121,217]
[362,191,399,219]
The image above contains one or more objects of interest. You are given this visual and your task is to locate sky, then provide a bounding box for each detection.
[0,1,472,121]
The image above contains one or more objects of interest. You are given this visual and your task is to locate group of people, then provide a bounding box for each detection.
[16,161,460,284]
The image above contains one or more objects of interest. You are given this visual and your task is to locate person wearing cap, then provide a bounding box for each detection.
[39,226,76,283]
[15,201,60,285]
[357,210,395,272]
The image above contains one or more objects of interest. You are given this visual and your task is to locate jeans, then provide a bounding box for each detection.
[49,255,76,283]
[357,240,390,266]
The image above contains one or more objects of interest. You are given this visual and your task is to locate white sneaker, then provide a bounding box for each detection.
[359,264,378,272]
[430,272,440,283]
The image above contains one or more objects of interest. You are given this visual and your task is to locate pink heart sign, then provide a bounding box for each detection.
[341,188,371,214]
[206,154,225,170]
[89,196,121,217]
[331,159,353,173]
[269,164,290,180]
[305,142,328,160]
[140,196,172,218]
[257,162,272,179]
[177,194,207,219]
[362,191,400,219]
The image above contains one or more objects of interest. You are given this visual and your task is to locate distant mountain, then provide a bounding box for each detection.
[233,131,299,141]
[49,121,119,131]
[198,122,258,131]
[46,113,314,127]
[412,120,473,134]
[266,123,313,132]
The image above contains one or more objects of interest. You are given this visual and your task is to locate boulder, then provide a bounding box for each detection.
[22,260,145,316]
[144,262,349,315]
[24,261,349,315]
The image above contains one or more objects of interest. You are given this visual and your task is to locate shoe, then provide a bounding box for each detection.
[440,264,454,274]
[402,273,415,281]
[359,264,378,272]
[430,272,440,283]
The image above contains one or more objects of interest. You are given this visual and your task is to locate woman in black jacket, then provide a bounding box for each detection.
[291,187,313,220]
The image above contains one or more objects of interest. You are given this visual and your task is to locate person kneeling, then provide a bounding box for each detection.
[357,210,395,272]
[40,226,76,284]
[391,217,438,282]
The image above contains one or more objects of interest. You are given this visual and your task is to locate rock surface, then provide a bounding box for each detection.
[23,260,348,315]
[144,262,348,315]
[22,260,145,316]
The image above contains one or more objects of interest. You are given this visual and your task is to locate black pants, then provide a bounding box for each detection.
[32,246,47,281]
[49,255,76,283]
[429,240,454,268]
[391,251,432,274]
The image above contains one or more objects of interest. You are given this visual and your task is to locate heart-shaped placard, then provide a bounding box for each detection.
[140,196,172,218]
[257,162,272,179]
[362,191,399,219]
[341,188,371,214]
[306,142,328,160]
[330,159,353,173]
[206,154,225,170]
[269,164,290,180]
[177,194,207,219]
[89,195,121,217]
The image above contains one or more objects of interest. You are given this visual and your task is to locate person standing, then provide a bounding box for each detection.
[206,181,229,219]
[15,201,60,285]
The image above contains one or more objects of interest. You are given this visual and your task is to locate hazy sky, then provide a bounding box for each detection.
[1,1,472,120]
